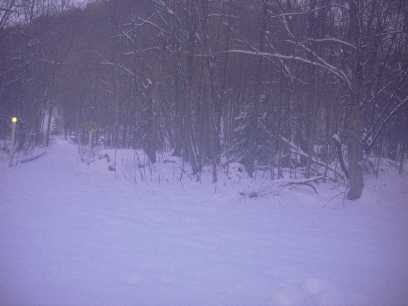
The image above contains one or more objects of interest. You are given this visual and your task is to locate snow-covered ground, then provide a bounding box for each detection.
[0,138,407,306]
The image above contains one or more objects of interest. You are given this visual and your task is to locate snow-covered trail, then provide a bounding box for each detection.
[0,139,407,306]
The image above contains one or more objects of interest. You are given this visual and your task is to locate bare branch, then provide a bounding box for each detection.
[214,49,352,90]
[365,95,408,150]
[307,37,356,50]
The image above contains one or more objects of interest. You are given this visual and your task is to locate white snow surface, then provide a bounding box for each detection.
[1,138,408,306]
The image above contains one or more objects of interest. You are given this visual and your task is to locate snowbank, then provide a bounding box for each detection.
[0,138,407,306]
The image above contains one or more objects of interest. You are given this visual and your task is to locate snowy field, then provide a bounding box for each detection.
[1,138,407,306]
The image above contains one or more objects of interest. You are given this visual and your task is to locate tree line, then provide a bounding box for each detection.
[1,0,407,199]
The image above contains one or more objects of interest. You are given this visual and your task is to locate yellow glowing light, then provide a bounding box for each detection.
[11,116,18,124]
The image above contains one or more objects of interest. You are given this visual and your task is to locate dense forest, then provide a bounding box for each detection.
[1,0,407,199]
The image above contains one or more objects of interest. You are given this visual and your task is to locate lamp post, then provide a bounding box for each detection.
[11,116,18,147]
[9,116,18,167]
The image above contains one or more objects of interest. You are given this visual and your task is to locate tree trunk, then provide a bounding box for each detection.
[346,0,364,200]
[399,144,405,175]
[347,106,364,200]
[45,104,54,147]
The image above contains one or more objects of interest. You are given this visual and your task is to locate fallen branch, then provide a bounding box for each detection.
[279,175,324,193]
[239,175,323,199]
[19,151,47,164]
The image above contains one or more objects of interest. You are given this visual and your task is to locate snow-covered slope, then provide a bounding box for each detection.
[0,138,407,306]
